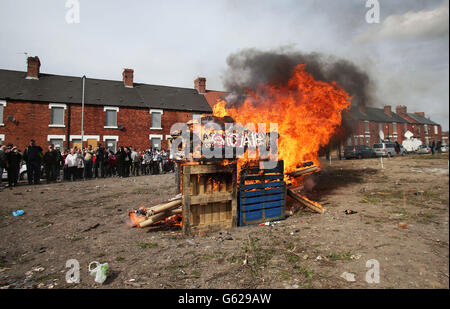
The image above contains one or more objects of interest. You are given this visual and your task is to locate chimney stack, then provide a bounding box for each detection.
[26,56,41,80]
[194,77,206,94]
[123,69,134,88]
[414,112,425,118]
[396,105,407,115]
[384,105,392,117]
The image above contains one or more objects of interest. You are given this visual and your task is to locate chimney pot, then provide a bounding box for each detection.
[384,105,392,116]
[123,68,134,88]
[26,56,41,80]
[396,105,407,115]
[194,77,206,94]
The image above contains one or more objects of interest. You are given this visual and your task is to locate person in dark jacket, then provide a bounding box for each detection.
[6,145,22,188]
[0,145,6,189]
[43,144,57,183]
[23,139,43,185]
[115,146,125,177]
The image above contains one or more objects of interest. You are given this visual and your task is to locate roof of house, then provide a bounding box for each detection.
[0,69,212,113]
[344,106,409,123]
[203,90,228,108]
[404,113,439,125]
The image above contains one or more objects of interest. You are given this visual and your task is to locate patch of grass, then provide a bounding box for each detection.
[138,242,158,249]
[70,236,82,242]
[327,251,353,261]
[115,256,125,262]
[37,221,53,227]
[278,270,291,280]
[131,188,149,195]
[295,266,315,279]
[191,270,201,278]
[96,253,105,258]
[35,273,59,283]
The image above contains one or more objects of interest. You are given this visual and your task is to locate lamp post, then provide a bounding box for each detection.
[81,75,86,150]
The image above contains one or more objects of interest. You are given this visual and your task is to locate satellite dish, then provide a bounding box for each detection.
[379,130,385,141]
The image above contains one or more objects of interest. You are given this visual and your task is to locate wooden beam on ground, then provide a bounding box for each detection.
[287,188,324,214]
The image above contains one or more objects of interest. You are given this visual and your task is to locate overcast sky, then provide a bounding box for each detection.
[0,0,448,129]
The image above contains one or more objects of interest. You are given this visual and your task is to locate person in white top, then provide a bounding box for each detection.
[65,148,78,181]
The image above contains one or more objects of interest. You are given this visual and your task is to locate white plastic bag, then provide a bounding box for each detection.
[89,261,109,284]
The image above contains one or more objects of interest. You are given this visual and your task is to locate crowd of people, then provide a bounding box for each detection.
[0,139,175,190]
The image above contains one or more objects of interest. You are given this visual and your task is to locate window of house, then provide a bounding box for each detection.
[193,114,202,122]
[365,136,370,145]
[393,123,397,134]
[364,121,369,133]
[347,137,352,146]
[150,109,163,130]
[424,124,428,134]
[50,139,64,149]
[0,100,5,125]
[0,134,5,145]
[151,137,161,150]
[434,125,438,135]
[354,136,358,146]
[359,136,364,145]
[49,104,66,127]
[104,107,119,128]
[378,123,383,132]
[404,123,408,132]
[105,139,117,153]
[72,139,81,150]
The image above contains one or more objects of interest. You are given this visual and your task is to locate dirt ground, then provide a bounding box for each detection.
[0,154,448,289]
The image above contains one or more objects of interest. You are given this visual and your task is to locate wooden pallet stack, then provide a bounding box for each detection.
[181,162,237,235]
[238,160,286,226]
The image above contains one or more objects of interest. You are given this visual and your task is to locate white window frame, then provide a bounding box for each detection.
[70,135,100,141]
[149,134,163,149]
[434,125,438,135]
[47,135,66,142]
[392,122,397,134]
[364,121,370,134]
[0,100,7,126]
[424,124,428,135]
[104,106,119,129]
[102,135,119,142]
[150,109,163,130]
[48,103,67,127]
[0,134,5,143]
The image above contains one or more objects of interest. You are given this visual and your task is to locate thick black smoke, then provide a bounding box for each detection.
[222,48,373,107]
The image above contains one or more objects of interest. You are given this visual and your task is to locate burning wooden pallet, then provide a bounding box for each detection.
[182,162,238,235]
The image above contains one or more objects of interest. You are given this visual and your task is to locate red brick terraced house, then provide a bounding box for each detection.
[0,57,212,152]
[342,104,443,148]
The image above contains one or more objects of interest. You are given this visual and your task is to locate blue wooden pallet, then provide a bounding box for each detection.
[238,161,286,226]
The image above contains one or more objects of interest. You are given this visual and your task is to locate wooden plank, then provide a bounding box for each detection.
[231,164,237,227]
[189,164,235,175]
[287,188,324,214]
[182,166,191,235]
[190,192,233,205]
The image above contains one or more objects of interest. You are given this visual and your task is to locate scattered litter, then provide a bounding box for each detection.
[128,278,136,282]
[315,256,322,261]
[168,193,182,201]
[88,261,109,284]
[359,187,367,193]
[398,222,408,229]
[42,213,47,217]
[344,210,358,215]
[350,254,361,260]
[290,232,294,236]
[340,272,356,282]
[33,267,45,272]
[225,236,233,241]
[303,254,309,260]
[292,284,299,289]
[186,239,198,247]
[12,210,24,217]
[243,254,248,265]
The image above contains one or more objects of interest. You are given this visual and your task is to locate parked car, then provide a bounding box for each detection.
[415,145,431,154]
[441,145,449,153]
[344,145,376,159]
[373,142,396,157]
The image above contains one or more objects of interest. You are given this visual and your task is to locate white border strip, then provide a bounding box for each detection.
[104,106,119,112]
[47,135,66,141]
[103,135,119,141]
[49,103,67,110]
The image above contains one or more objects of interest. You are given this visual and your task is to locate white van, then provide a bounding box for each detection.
[373,142,396,157]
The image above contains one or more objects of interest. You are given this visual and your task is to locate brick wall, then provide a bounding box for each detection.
[0,100,208,151]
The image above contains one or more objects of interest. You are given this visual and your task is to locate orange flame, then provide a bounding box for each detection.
[212,64,350,179]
